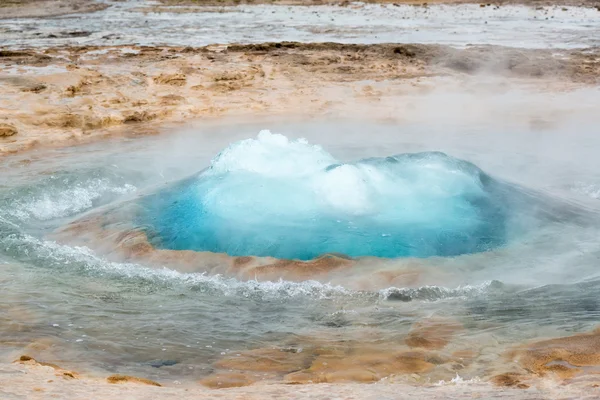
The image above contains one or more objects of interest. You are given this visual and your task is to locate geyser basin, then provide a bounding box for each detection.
[139,131,525,260]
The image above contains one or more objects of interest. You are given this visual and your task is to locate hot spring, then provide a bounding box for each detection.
[2,117,600,387]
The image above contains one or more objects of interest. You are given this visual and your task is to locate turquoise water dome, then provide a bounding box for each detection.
[141,131,511,260]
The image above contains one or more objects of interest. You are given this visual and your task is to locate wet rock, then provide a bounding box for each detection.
[159,94,185,105]
[287,349,437,383]
[508,327,600,380]
[386,290,412,302]
[21,84,47,93]
[106,374,162,386]
[405,319,464,350]
[452,349,477,362]
[393,46,416,58]
[61,371,78,379]
[284,371,318,384]
[122,110,156,123]
[14,355,79,379]
[324,369,381,383]
[491,373,529,389]
[153,73,187,86]
[39,113,81,128]
[214,347,312,373]
[24,338,59,353]
[0,123,18,137]
[15,355,60,370]
[200,372,255,389]
[0,50,31,58]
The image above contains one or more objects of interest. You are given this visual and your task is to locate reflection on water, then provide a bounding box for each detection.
[2,113,600,385]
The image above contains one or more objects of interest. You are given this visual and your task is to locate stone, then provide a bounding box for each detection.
[106,374,162,386]
[0,123,17,137]
[153,73,186,86]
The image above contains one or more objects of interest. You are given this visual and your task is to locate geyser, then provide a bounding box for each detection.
[141,131,515,260]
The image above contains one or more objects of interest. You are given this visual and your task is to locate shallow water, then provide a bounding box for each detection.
[2,95,600,383]
[2,1,600,49]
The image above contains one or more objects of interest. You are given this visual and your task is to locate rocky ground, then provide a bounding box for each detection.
[0,0,108,19]
[159,0,600,7]
[1,43,599,154]
[2,328,600,399]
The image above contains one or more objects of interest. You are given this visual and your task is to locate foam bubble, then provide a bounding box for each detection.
[143,131,515,260]
[381,281,498,302]
[435,374,482,386]
[6,178,136,221]
[208,130,336,177]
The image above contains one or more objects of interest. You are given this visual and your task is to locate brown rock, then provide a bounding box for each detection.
[0,123,18,137]
[284,371,320,384]
[509,327,600,380]
[122,110,156,123]
[106,374,162,387]
[405,318,464,350]
[491,373,529,389]
[61,371,78,379]
[292,348,437,384]
[21,84,47,93]
[200,372,255,389]
[153,73,187,86]
[15,355,78,379]
[214,347,312,373]
[159,94,185,105]
[323,369,380,383]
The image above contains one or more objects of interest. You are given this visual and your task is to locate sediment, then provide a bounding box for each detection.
[1,43,599,155]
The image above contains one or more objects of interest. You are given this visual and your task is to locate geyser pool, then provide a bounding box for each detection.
[140,131,524,260]
[3,117,600,386]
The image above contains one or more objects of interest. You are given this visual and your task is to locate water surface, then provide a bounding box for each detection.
[2,1,600,49]
[2,107,600,383]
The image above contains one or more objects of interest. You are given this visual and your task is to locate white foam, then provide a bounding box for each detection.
[435,374,482,386]
[380,281,495,301]
[208,130,335,177]
[8,179,136,221]
[313,164,375,215]
[572,182,600,200]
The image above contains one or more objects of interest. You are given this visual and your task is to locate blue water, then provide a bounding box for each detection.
[140,131,526,260]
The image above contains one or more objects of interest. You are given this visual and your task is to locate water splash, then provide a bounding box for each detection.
[141,130,519,260]
[2,172,136,222]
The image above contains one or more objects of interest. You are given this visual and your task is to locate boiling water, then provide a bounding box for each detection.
[142,131,518,260]
[2,109,600,383]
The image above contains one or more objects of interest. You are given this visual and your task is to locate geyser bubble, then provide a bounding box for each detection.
[142,131,516,260]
